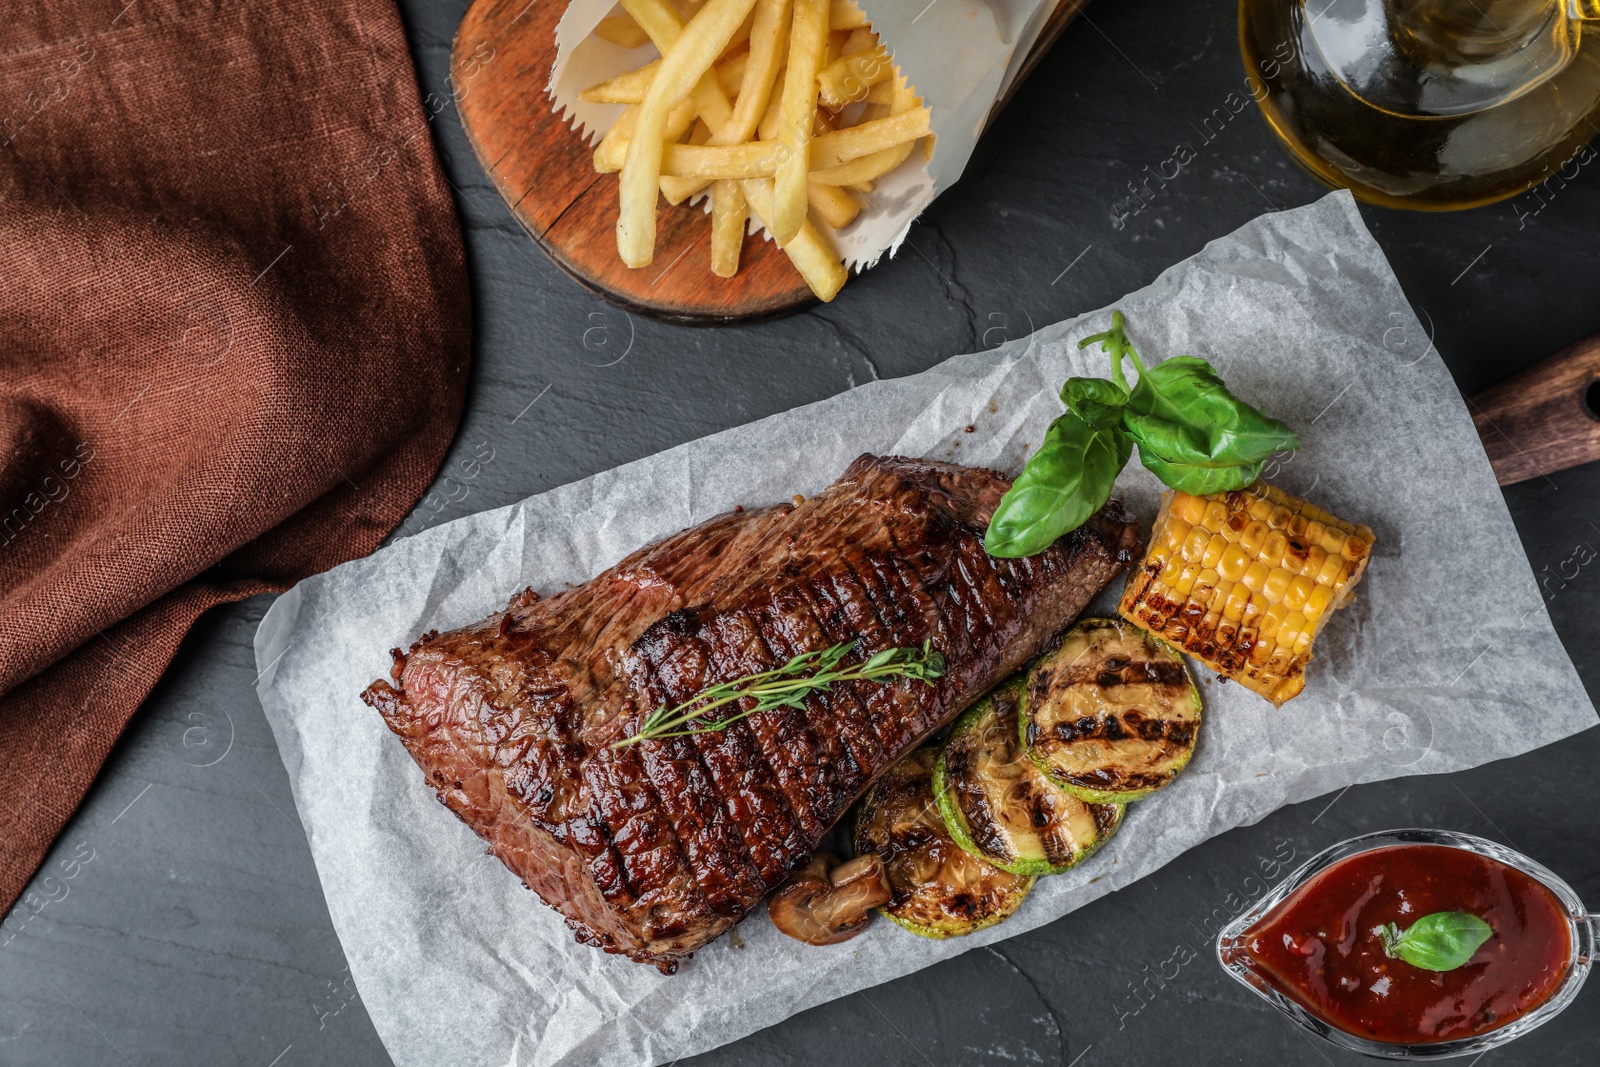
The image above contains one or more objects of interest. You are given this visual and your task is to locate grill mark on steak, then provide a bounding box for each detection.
[882,527,956,656]
[624,624,765,918]
[567,805,631,907]
[636,734,762,918]
[787,580,875,798]
[500,652,589,829]
[633,612,796,911]
[985,548,1026,612]
[583,744,711,936]
[577,752,651,907]
[691,722,793,889]
[361,455,1139,970]
[832,554,905,654]
[803,573,889,778]
[763,584,864,815]
[854,550,922,644]
[707,606,820,843]
[848,549,935,754]
[943,545,990,639]
[955,540,1016,657]
[693,609,809,885]
[749,595,844,837]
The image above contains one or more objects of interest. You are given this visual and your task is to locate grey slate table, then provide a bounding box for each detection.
[4,0,1598,1064]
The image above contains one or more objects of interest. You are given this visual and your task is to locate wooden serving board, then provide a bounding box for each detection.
[451,0,1091,325]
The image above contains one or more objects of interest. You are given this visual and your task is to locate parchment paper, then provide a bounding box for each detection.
[548,0,1056,268]
[254,192,1596,1067]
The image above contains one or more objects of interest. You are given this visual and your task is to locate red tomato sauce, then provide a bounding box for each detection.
[1230,845,1571,1043]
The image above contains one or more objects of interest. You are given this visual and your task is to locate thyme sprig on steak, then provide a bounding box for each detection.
[615,640,946,748]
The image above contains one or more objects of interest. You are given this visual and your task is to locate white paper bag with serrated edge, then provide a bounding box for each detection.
[548,0,1057,270]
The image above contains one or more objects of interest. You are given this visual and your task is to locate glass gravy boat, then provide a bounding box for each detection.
[1217,828,1597,1058]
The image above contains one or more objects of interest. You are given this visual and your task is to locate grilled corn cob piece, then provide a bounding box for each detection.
[1118,482,1373,706]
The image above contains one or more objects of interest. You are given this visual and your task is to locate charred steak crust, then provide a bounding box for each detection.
[361,455,1140,971]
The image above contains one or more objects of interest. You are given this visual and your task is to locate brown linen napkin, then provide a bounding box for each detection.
[0,0,470,912]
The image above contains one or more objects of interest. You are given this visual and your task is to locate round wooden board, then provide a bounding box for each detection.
[450,0,1090,325]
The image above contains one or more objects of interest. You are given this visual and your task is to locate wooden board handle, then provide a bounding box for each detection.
[1470,334,1600,485]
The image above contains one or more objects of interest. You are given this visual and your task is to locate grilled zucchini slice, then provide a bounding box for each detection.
[853,746,1034,938]
[935,681,1124,875]
[1022,617,1202,805]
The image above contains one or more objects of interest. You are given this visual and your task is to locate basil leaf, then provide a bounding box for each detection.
[1124,356,1301,469]
[1379,911,1493,972]
[1137,450,1264,496]
[985,412,1130,558]
[1060,376,1129,430]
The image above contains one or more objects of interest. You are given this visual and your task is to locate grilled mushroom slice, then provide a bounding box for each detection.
[768,852,892,946]
[1022,617,1202,804]
[935,680,1123,875]
[854,746,1034,939]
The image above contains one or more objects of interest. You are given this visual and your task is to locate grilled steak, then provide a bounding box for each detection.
[361,455,1140,971]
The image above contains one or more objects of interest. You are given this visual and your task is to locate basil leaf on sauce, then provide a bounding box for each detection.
[1378,911,1493,972]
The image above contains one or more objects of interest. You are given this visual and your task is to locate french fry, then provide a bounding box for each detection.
[595,105,639,174]
[595,98,696,173]
[828,0,867,29]
[719,0,791,144]
[757,63,788,140]
[583,0,921,292]
[581,56,744,107]
[807,182,859,229]
[665,0,793,207]
[811,76,920,184]
[580,59,663,104]
[808,107,930,169]
[661,141,780,179]
[659,76,735,200]
[809,140,913,185]
[826,29,850,64]
[716,58,744,98]
[622,0,690,48]
[771,0,830,244]
[863,80,893,105]
[617,0,758,267]
[742,178,847,300]
[595,13,652,49]
[623,0,741,133]
[841,27,876,54]
[605,105,928,179]
[710,179,747,277]
[817,45,891,110]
